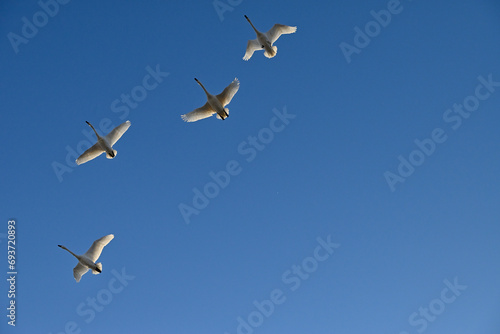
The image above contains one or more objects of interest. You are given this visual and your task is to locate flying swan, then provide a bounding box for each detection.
[243,15,297,61]
[58,234,114,282]
[181,78,240,122]
[75,120,131,165]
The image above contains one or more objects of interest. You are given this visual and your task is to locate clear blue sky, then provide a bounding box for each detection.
[1,0,500,333]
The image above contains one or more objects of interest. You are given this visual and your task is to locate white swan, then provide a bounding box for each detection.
[181,78,240,122]
[58,234,114,282]
[76,120,131,165]
[243,15,297,61]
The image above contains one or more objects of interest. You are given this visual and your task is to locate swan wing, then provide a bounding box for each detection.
[243,39,261,60]
[73,263,89,283]
[76,142,105,165]
[181,102,215,122]
[84,234,114,262]
[105,120,131,146]
[265,24,297,44]
[216,78,240,107]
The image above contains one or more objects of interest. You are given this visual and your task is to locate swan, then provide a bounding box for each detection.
[76,120,131,165]
[243,15,297,61]
[181,78,240,122]
[58,234,114,282]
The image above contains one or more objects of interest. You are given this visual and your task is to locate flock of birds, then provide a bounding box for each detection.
[59,15,297,282]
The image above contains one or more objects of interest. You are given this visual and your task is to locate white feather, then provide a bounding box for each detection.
[182,78,239,122]
[58,234,114,282]
[243,15,296,60]
[76,121,131,165]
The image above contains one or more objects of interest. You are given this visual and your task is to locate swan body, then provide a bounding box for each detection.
[76,120,131,165]
[243,15,297,61]
[181,78,240,122]
[58,234,114,282]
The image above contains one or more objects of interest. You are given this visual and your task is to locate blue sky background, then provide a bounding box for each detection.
[1,0,500,333]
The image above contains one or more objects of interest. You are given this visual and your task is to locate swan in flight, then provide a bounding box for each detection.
[181,78,240,122]
[76,120,131,165]
[58,234,114,282]
[243,15,297,61]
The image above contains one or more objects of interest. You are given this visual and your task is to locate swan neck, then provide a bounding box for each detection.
[87,122,101,139]
[246,18,259,33]
[197,81,210,97]
[63,247,80,259]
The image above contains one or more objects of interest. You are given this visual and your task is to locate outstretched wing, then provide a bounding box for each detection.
[73,263,89,283]
[105,120,131,146]
[76,143,105,165]
[84,234,114,263]
[181,102,215,122]
[216,78,240,107]
[243,39,261,61]
[265,24,297,44]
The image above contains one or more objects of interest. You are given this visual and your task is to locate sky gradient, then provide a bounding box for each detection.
[1,0,500,333]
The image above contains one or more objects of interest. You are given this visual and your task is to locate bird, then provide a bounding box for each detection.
[76,120,131,165]
[58,234,114,283]
[243,15,297,61]
[181,78,240,122]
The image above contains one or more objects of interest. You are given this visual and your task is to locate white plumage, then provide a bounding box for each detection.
[181,78,240,122]
[243,15,297,61]
[76,120,131,165]
[58,234,114,282]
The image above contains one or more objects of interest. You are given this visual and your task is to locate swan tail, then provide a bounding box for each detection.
[106,150,117,159]
[216,108,229,120]
[264,46,277,58]
[92,263,102,274]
